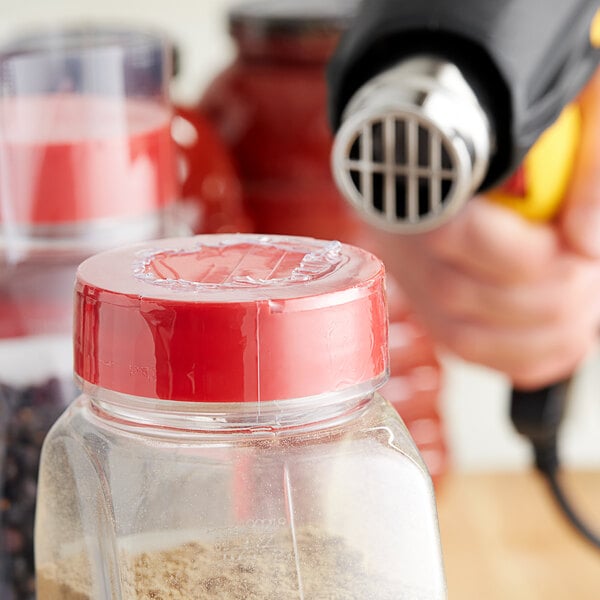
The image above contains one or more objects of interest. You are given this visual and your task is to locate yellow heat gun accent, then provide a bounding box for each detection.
[591,8,600,47]
[489,8,600,220]
[487,104,582,222]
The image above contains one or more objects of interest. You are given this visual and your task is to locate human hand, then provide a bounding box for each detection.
[372,69,600,389]
[561,67,600,259]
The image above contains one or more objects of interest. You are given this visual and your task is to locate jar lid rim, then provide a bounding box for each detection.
[74,234,389,404]
[228,0,360,36]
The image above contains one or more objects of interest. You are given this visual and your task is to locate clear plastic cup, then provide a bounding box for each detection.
[0,25,179,259]
[0,26,179,600]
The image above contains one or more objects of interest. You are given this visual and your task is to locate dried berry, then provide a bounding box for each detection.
[1,378,76,600]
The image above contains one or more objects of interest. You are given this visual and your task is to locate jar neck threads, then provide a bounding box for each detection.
[82,376,386,435]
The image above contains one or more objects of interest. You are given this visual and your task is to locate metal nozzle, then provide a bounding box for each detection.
[332,56,493,233]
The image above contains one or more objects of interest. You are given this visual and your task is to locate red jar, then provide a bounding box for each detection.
[195,0,449,484]
[174,107,252,235]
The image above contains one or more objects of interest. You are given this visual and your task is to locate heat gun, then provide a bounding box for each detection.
[327,0,600,548]
[328,0,600,232]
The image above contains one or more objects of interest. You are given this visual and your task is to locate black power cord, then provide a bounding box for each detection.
[510,382,600,550]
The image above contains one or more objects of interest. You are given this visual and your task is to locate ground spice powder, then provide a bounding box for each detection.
[37,527,425,599]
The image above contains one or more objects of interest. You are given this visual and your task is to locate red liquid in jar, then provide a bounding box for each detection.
[0,94,177,226]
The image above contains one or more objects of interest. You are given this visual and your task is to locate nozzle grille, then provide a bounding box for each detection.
[334,112,462,231]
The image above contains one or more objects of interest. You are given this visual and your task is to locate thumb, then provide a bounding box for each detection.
[561,67,600,258]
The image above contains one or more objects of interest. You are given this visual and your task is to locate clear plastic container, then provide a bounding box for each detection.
[35,234,446,599]
[0,27,179,600]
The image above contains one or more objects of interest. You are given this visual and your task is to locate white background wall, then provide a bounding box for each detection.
[1,0,599,471]
[0,0,245,106]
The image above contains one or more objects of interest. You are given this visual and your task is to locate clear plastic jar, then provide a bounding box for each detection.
[35,234,446,599]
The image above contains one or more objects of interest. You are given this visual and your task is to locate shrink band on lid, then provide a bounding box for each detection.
[75,234,388,403]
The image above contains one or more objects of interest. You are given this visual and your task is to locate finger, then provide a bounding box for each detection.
[561,67,600,258]
[427,307,600,388]
[509,335,598,390]
[388,319,439,375]
[422,197,559,285]
[428,254,600,328]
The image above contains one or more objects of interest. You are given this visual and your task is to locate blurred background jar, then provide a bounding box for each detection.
[187,0,449,487]
[0,25,193,600]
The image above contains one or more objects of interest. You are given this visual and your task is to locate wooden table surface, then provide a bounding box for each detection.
[436,471,600,600]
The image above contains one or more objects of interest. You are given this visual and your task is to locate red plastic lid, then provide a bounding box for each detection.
[74,234,388,403]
